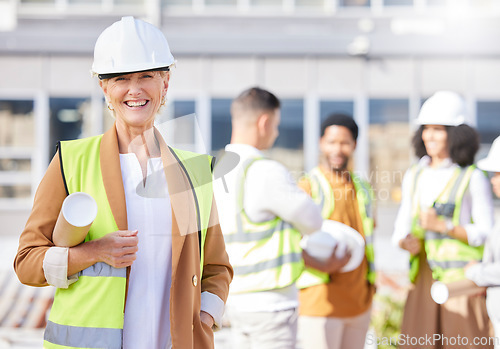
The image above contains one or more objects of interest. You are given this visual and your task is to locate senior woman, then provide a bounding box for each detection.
[14,17,232,349]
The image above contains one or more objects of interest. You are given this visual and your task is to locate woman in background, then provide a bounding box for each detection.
[393,91,493,349]
[466,135,500,349]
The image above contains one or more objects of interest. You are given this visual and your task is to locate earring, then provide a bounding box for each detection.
[161,97,166,107]
[107,103,114,111]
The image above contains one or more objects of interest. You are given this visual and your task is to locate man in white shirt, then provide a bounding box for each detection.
[213,87,322,349]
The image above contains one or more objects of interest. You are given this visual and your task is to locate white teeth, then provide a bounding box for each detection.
[126,100,147,107]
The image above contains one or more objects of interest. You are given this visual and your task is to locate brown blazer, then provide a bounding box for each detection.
[14,125,233,349]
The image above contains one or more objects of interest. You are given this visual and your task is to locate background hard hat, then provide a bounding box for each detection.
[300,220,365,273]
[478,135,500,172]
[92,16,175,77]
[416,91,467,126]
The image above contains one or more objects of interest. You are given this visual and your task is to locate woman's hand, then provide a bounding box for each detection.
[398,234,422,255]
[67,230,138,276]
[92,230,139,268]
[419,208,447,233]
[200,311,214,328]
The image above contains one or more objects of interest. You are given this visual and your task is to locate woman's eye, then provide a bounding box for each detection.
[142,74,153,79]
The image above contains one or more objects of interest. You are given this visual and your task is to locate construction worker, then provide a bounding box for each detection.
[213,87,322,349]
[466,135,500,348]
[296,114,376,349]
[393,91,493,349]
[14,17,232,349]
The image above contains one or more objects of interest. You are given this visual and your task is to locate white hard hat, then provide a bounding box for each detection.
[416,91,467,126]
[91,16,175,79]
[478,136,500,172]
[301,220,365,273]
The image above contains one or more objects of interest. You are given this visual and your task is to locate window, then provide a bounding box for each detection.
[205,0,237,5]
[251,0,282,6]
[0,99,34,199]
[267,99,304,173]
[49,98,88,158]
[477,101,500,144]
[211,99,232,153]
[163,0,192,5]
[384,0,413,5]
[156,100,198,151]
[369,99,409,124]
[320,100,355,125]
[340,0,370,7]
[368,99,410,203]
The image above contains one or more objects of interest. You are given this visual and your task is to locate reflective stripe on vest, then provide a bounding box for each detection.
[408,165,483,283]
[225,157,304,294]
[44,136,213,348]
[296,167,375,289]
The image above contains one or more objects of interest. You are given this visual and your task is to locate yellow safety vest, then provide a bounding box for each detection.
[223,157,304,294]
[44,135,214,349]
[408,165,484,283]
[296,167,375,289]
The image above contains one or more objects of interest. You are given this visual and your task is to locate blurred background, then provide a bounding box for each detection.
[1,0,500,347]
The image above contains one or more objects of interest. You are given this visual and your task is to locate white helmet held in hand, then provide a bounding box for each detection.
[416,91,467,126]
[300,220,365,273]
[91,16,175,79]
[478,136,500,173]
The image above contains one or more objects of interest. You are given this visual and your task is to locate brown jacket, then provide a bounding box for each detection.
[14,125,233,348]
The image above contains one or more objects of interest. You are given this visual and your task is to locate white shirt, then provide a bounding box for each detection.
[392,156,494,247]
[213,144,322,312]
[120,154,172,349]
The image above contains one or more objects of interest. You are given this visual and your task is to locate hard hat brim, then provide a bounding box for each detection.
[98,66,170,80]
[477,157,500,173]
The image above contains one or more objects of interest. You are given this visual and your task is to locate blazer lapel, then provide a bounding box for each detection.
[100,125,128,231]
[156,129,198,281]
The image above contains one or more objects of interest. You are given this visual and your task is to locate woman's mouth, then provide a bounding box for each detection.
[125,100,148,107]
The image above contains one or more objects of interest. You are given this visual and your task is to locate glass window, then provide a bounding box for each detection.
[114,0,145,4]
[0,100,34,148]
[426,0,446,6]
[320,100,355,124]
[340,0,370,6]
[211,99,232,153]
[163,0,192,5]
[20,0,55,3]
[369,99,409,124]
[266,99,304,174]
[384,0,412,5]
[251,0,282,6]
[49,98,88,158]
[368,99,410,204]
[206,0,237,5]
[477,101,500,144]
[0,99,34,199]
[68,0,100,4]
[296,0,324,6]
[156,100,198,151]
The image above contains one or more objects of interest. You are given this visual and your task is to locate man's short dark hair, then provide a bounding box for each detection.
[320,113,358,141]
[231,87,280,119]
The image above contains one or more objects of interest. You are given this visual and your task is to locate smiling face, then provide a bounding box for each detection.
[319,125,356,172]
[491,173,500,198]
[100,71,169,130]
[422,124,449,159]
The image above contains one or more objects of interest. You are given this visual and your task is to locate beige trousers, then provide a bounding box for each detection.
[226,307,298,349]
[298,307,372,349]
